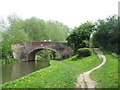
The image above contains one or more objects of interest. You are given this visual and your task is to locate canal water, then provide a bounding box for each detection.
[1,60,50,85]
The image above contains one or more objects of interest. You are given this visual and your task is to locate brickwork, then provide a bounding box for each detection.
[11,41,73,61]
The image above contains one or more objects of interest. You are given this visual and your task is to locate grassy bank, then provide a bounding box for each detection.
[2,52,102,88]
[90,50,119,88]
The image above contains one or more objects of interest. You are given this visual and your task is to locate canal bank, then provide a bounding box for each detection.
[2,52,102,88]
[1,60,50,85]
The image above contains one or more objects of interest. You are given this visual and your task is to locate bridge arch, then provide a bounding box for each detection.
[28,47,61,61]
[11,42,73,61]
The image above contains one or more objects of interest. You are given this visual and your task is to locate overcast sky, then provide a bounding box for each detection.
[0,0,119,28]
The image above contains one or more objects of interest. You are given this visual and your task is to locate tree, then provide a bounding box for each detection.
[46,21,70,42]
[7,13,22,25]
[66,21,95,52]
[8,16,70,42]
[1,14,70,59]
[92,15,120,54]
[1,32,12,59]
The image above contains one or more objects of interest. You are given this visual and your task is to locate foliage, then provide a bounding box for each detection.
[0,58,21,64]
[2,52,101,88]
[0,14,70,59]
[36,49,61,60]
[77,48,93,58]
[90,49,119,88]
[92,15,120,54]
[0,17,8,32]
[7,13,22,25]
[1,30,30,59]
[1,32,12,59]
[8,16,70,42]
[66,21,96,52]
[35,55,42,60]
[9,29,30,44]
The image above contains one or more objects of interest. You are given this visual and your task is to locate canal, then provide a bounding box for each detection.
[1,60,50,85]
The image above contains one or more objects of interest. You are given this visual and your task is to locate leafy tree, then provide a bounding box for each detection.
[8,29,30,44]
[7,13,22,25]
[92,15,120,54]
[46,21,70,42]
[0,17,8,32]
[66,21,95,52]
[8,16,70,42]
[1,32,12,59]
[1,14,70,59]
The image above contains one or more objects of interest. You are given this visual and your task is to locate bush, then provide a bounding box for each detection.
[0,58,21,64]
[77,48,93,58]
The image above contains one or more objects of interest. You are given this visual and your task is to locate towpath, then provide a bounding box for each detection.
[76,48,106,88]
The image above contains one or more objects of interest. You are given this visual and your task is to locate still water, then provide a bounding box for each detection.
[1,60,50,85]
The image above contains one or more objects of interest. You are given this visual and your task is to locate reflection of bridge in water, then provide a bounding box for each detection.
[12,41,73,61]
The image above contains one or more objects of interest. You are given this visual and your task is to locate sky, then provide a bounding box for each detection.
[0,0,119,28]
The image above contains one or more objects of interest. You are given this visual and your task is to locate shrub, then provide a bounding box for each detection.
[77,48,93,58]
[0,58,21,64]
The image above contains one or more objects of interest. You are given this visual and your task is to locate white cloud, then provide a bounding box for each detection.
[0,0,119,28]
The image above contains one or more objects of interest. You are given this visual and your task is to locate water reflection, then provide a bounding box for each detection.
[1,60,50,84]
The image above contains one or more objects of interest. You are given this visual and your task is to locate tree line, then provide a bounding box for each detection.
[0,14,70,59]
[67,15,120,54]
[0,14,119,60]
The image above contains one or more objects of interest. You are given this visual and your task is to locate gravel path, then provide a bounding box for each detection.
[76,48,106,88]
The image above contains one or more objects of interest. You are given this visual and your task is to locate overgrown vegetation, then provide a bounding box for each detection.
[90,50,119,88]
[91,15,120,54]
[2,52,102,88]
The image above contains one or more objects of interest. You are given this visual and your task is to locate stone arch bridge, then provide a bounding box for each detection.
[11,41,73,61]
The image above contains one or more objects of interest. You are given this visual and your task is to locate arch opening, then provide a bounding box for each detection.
[28,48,61,61]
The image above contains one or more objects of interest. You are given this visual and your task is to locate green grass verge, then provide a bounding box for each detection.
[90,50,119,88]
[2,52,102,88]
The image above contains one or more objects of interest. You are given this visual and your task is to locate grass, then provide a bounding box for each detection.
[90,50,119,88]
[2,52,102,88]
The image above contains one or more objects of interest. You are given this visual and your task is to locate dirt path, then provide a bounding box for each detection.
[76,48,106,88]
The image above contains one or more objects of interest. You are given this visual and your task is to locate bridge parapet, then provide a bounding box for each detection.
[12,41,73,61]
